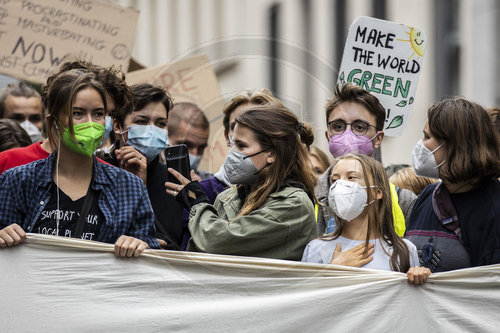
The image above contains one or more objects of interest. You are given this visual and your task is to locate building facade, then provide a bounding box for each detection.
[112,0,499,166]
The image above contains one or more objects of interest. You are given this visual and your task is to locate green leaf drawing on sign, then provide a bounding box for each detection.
[386,116,404,129]
[409,97,414,104]
[339,72,345,85]
[396,100,407,107]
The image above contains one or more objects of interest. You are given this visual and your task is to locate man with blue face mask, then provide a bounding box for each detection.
[102,83,183,250]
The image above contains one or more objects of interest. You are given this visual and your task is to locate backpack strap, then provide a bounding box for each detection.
[432,182,464,244]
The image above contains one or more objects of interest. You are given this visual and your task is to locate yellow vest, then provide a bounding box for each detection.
[390,182,406,236]
[314,202,319,222]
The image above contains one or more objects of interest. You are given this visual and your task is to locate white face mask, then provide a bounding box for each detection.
[328,180,375,222]
[411,139,443,179]
[20,120,42,143]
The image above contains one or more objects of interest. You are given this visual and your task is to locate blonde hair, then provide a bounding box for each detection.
[389,167,438,195]
[223,89,284,135]
[309,145,331,174]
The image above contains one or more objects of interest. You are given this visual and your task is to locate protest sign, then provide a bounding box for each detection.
[0,0,138,84]
[337,16,426,136]
[127,55,226,173]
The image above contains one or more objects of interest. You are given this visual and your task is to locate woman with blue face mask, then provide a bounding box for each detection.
[0,70,159,255]
[406,97,500,272]
[99,83,184,250]
[166,104,317,261]
[104,83,171,184]
[301,154,430,285]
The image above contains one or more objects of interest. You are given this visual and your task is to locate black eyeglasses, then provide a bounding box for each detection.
[327,119,377,136]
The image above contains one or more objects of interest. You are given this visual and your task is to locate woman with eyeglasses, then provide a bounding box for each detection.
[166,104,317,261]
[406,97,500,272]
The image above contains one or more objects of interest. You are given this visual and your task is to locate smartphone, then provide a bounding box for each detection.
[165,144,191,184]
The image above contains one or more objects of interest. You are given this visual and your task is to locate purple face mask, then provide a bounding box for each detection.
[328,130,379,157]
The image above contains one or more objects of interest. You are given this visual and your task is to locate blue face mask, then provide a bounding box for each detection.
[126,125,169,162]
[189,153,202,171]
[101,116,113,145]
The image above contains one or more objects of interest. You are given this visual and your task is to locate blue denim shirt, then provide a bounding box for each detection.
[0,153,159,248]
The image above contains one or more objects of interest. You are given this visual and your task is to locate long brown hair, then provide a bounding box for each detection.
[234,104,317,217]
[323,154,410,272]
[389,167,438,195]
[428,97,500,183]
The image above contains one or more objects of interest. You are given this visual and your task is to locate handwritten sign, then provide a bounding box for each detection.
[0,0,138,84]
[337,16,426,136]
[127,55,226,173]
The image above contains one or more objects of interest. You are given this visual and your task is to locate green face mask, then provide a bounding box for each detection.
[62,122,104,157]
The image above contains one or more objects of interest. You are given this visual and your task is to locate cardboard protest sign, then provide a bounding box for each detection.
[127,55,226,173]
[0,0,138,84]
[337,16,426,136]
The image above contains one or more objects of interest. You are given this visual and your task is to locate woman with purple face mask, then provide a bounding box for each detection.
[406,97,500,272]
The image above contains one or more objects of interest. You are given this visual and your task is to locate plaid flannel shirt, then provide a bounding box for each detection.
[0,153,160,249]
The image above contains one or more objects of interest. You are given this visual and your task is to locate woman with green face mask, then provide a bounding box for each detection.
[0,69,160,256]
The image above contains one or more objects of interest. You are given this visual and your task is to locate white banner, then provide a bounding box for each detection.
[1,234,499,332]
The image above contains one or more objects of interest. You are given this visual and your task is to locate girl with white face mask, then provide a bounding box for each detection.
[302,154,430,285]
[165,104,318,261]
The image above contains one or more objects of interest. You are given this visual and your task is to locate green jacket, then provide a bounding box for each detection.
[187,186,317,261]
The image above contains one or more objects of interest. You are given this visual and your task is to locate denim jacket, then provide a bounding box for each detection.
[0,153,159,248]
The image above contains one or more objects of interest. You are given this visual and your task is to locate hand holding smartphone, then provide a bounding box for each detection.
[165,144,191,184]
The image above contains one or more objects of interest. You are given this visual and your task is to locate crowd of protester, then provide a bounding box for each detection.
[0,60,498,285]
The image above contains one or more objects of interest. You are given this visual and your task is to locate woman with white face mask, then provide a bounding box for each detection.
[301,154,430,285]
[406,97,500,272]
[166,104,317,261]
